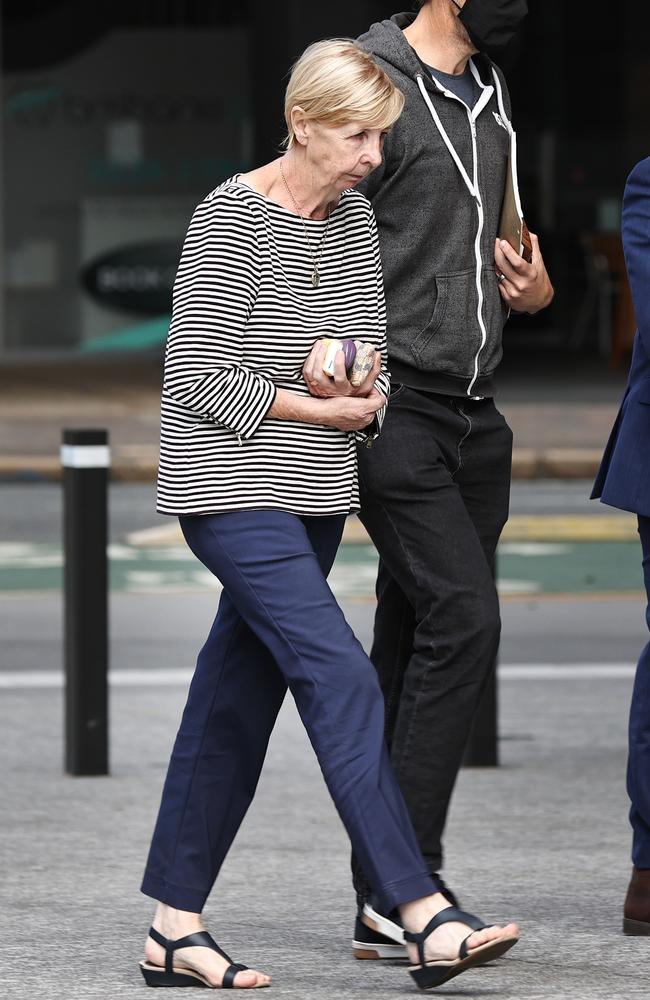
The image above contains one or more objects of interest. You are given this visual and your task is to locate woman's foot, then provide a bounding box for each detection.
[144,903,271,989]
[400,892,519,966]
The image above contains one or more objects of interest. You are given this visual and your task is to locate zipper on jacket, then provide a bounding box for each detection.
[466,109,487,398]
[415,72,493,399]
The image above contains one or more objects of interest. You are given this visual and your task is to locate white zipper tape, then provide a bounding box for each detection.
[415,73,490,397]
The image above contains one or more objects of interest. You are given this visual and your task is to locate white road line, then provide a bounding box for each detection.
[501,664,635,680]
[0,669,193,688]
[0,664,637,689]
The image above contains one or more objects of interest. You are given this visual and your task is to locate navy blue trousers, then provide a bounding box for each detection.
[629,516,650,868]
[141,510,436,913]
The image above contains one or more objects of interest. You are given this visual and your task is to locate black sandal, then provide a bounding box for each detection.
[139,926,266,989]
[404,905,519,990]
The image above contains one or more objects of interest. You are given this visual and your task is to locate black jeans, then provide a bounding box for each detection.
[352,386,513,902]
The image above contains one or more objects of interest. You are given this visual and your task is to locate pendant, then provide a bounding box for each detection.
[311,266,320,288]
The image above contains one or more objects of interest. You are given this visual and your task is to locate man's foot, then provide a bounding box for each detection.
[352,910,407,960]
[143,905,271,989]
[624,866,650,935]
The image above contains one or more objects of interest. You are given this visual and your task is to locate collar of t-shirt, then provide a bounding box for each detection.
[425,62,478,109]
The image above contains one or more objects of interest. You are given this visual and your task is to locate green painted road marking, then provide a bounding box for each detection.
[0,541,643,597]
[81,316,170,354]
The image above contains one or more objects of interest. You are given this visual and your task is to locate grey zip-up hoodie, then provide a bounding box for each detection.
[357,12,518,397]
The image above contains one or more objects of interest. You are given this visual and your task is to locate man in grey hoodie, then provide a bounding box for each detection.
[350,0,554,959]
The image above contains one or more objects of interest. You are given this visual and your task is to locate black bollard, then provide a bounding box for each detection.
[62,428,110,776]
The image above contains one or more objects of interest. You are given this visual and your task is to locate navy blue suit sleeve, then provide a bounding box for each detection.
[622,156,650,359]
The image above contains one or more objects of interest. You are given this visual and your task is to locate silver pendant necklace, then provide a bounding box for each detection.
[279,161,331,288]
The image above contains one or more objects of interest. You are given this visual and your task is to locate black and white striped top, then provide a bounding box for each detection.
[157,174,390,517]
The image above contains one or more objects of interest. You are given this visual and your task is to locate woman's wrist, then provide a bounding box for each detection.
[302,396,334,426]
[268,388,332,426]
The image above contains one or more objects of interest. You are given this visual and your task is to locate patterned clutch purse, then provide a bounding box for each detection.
[322,339,376,387]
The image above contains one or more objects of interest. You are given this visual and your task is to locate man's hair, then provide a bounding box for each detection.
[283,39,404,149]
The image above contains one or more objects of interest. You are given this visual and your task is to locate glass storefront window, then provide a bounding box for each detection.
[2,9,250,356]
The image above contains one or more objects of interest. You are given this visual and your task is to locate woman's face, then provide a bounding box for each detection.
[299,118,388,192]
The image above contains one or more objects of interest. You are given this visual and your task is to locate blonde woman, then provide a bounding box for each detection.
[138,40,518,992]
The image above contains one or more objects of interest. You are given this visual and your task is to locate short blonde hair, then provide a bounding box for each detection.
[284,39,404,149]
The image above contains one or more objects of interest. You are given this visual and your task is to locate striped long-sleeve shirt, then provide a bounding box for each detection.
[157,174,390,516]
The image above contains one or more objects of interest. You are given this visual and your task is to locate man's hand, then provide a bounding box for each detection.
[302,340,381,398]
[494,234,554,314]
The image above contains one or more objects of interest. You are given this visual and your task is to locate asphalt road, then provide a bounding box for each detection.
[1,479,608,544]
[0,481,647,673]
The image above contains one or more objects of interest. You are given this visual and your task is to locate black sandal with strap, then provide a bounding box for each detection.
[404,905,519,990]
[139,926,266,989]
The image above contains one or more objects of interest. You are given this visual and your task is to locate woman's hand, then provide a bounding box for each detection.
[302,340,381,398]
[320,388,386,432]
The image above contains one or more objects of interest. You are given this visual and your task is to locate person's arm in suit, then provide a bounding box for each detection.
[622,156,650,356]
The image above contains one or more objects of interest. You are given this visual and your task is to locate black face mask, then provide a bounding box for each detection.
[453,0,528,58]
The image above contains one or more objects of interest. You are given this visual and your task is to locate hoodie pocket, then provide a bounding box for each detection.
[410,270,476,376]
[479,267,508,374]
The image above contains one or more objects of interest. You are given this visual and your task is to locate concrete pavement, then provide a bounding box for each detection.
[0,663,645,1000]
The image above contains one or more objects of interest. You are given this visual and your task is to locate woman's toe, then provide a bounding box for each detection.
[468,921,519,950]
[233,967,270,988]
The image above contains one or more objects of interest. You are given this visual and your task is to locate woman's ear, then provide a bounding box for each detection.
[290,106,310,146]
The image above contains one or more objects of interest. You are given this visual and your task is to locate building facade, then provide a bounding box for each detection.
[1,1,646,359]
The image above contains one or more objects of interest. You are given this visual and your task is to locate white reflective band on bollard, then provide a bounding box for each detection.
[60,445,111,468]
